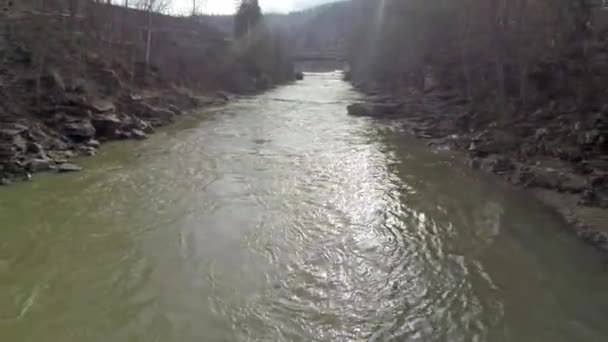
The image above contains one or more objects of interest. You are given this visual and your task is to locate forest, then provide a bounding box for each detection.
[345,0,608,220]
[0,0,294,183]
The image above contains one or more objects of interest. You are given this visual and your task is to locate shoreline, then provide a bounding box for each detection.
[0,88,231,186]
[347,84,608,255]
[0,78,297,187]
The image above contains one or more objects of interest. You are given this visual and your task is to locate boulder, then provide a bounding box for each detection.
[115,130,132,140]
[47,150,75,162]
[469,131,519,156]
[63,120,96,140]
[0,124,28,139]
[578,129,600,146]
[342,70,351,81]
[61,94,89,108]
[197,96,220,106]
[12,135,27,153]
[511,165,534,186]
[66,78,88,94]
[535,128,549,141]
[559,173,588,193]
[27,158,54,173]
[0,143,15,157]
[423,75,436,93]
[131,129,147,140]
[127,93,143,102]
[90,99,116,113]
[140,121,154,134]
[86,139,101,148]
[57,163,82,173]
[123,117,153,134]
[145,107,175,127]
[98,69,121,94]
[295,71,304,80]
[469,158,482,170]
[573,161,593,175]
[39,135,69,152]
[514,166,587,193]
[41,70,66,92]
[168,105,182,116]
[481,156,515,175]
[76,145,97,156]
[554,145,584,162]
[26,142,46,157]
[52,105,92,118]
[578,229,608,250]
[591,174,608,188]
[580,189,608,208]
[92,113,123,138]
[2,159,25,174]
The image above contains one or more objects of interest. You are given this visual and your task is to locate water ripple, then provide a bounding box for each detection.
[1,73,608,342]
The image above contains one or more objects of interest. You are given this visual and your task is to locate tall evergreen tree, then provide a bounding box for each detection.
[234,0,262,38]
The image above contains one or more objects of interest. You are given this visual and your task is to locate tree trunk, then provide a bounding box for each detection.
[145,10,152,79]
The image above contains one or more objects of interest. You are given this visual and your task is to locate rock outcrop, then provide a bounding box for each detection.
[0,82,228,183]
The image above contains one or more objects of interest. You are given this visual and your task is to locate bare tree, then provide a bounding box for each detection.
[137,0,171,13]
[191,0,198,16]
[136,0,172,75]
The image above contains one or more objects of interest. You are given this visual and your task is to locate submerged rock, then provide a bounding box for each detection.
[347,102,401,117]
[57,163,82,173]
[342,70,351,81]
[347,103,372,116]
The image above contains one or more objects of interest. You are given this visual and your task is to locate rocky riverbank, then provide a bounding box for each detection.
[0,3,301,186]
[0,82,229,185]
[347,85,608,254]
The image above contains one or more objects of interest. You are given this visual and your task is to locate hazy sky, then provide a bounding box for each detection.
[171,0,341,15]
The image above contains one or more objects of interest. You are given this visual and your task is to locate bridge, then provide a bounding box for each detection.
[293,51,346,62]
[292,45,347,63]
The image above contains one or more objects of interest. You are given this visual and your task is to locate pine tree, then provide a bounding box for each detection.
[234,0,262,38]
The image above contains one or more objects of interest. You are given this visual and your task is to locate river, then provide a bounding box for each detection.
[1,73,608,342]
